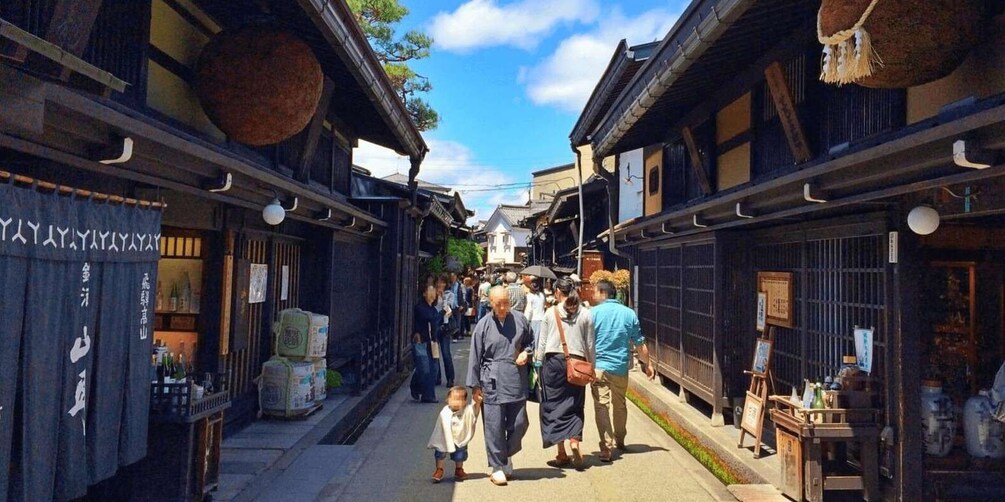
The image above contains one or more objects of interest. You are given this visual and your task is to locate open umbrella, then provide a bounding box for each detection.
[520,265,557,280]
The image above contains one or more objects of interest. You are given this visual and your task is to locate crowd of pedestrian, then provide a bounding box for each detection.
[413,269,656,486]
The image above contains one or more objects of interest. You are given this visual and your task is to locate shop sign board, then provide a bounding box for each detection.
[757,271,794,328]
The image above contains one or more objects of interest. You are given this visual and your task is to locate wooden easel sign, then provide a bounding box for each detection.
[739,334,774,458]
[739,271,790,458]
[751,338,772,376]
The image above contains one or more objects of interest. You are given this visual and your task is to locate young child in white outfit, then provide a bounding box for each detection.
[427,386,481,482]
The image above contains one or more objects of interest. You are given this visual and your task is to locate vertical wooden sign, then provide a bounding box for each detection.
[764,62,812,163]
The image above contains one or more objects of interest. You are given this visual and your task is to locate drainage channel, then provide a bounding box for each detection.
[318,370,408,445]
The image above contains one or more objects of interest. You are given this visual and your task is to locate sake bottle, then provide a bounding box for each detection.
[156,281,164,311]
[169,283,179,312]
[811,383,826,423]
[179,273,191,313]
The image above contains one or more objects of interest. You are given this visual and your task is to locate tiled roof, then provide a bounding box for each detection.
[380,173,451,193]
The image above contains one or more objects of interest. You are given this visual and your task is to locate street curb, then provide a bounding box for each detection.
[627,370,772,487]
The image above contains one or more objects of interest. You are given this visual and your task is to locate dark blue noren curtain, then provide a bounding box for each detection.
[0,181,161,501]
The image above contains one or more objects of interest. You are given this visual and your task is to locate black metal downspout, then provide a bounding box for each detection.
[577,143,626,260]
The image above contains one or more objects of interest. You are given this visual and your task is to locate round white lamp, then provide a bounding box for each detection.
[262,198,286,226]
[907,205,940,235]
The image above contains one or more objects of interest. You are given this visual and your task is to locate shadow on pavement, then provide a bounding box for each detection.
[618,443,669,455]
[512,467,568,481]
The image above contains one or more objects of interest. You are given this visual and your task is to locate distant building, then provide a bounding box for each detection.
[476,204,538,267]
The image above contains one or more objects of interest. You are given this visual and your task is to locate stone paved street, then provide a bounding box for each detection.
[295,343,735,502]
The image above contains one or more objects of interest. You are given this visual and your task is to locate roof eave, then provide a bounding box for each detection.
[296,0,427,159]
[569,39,629,145]
[590,0,756,158]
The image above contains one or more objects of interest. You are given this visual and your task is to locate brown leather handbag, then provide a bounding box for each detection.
[554,308,594,386]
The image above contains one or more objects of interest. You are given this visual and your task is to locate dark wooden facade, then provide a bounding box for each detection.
[0,0,427,495]
[577,0,1005,498]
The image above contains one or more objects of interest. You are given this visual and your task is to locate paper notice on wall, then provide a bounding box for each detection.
[281,265,289,301]
[249,263,267,304]
[854,327,874,374]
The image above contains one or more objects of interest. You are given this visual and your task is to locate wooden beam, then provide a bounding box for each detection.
[663,23,815,144]
[764,61,812,163]
[46,0,104,55]
[0,20,127,92]
[681,126,713,195]
[45,0,105,81]
[296,77,336,182]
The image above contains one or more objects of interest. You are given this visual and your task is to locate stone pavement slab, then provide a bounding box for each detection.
[319,343,736,502]
[215,394,349,500]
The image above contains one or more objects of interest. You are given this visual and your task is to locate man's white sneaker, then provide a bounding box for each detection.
[490,470,508,486]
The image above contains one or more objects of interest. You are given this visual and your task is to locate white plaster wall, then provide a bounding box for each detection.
[618,148,645,223]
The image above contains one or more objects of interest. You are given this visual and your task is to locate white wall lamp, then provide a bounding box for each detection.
[907,205,940,235]
[953,139,996,169]
[262,192,298,226]
[693,214,708,228]
[804,183,828,203]
[736,202,755,219]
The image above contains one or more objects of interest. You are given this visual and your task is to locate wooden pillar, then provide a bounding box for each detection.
[218,230,235,365]
[892,210,924,500]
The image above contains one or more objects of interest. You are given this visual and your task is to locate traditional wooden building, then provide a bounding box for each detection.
[0,0,426,499]
[580,0,1005,499]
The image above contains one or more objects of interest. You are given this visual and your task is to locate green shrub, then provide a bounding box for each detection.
[326,369,343,389]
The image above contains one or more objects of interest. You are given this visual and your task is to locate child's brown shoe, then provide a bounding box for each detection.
[431,467,445,483]
[454,467,468,481]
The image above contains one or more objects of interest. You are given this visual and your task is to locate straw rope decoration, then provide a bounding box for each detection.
[818,0,885,85]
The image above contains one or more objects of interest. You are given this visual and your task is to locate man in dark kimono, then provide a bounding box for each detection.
[468,286,534,486]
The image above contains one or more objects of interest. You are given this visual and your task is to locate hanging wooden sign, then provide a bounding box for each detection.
[757,271,794,328]
[756,292,767,332]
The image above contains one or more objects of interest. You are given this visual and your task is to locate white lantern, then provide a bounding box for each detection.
[262,198,286,226]
[908,205,940,235]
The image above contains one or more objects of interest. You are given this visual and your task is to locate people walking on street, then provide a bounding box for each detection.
[543,279,556,309]
[462,276,477,337]
[505,271,527,312]
[448,273,467,342]
[434,274,456,387]
[535,277,595,468]
[411,285,441,403]
[467,286,535,486]
[524,278,546,345]
[477,275,492,320]
[428,386,482,483]
[590,279,655,462]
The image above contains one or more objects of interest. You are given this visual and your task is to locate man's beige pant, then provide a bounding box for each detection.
[591,369,629,451]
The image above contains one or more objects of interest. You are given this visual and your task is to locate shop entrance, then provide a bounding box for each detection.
[918,216,1005,490]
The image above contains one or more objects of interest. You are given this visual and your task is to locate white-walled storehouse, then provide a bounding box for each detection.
[478,204,532,266]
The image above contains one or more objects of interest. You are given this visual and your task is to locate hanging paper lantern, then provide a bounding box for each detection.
[195,25,324,146]
[818,0,985,88]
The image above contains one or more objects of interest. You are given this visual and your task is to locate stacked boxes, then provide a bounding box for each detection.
[259,308,330,418]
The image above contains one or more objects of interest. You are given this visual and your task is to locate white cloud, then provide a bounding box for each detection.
[428,0,599,52]
[353,139,527,223]
[522,7,679,113]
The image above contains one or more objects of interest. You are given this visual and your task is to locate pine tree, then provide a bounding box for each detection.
[348,0,439,131]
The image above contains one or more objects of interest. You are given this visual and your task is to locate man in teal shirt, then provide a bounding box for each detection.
[590,279,655,461]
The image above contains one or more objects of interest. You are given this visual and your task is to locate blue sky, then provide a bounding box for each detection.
[353,0,685,221]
